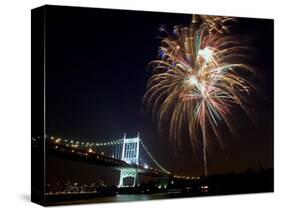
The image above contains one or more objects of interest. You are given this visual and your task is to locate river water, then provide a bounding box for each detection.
[89,193,170,203]
[50,191,190,205]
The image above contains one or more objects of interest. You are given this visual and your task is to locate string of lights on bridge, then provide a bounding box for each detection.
[49,136,124,148]
[140,141,170,174]
[32,136,200,180]
[47,136,170,172]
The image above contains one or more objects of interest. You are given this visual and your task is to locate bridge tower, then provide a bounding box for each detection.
[118,133,140,187]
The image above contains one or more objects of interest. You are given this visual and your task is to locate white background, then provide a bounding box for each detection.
[0,0,279,211]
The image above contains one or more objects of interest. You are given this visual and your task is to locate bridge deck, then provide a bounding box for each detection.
[47,141,169,177]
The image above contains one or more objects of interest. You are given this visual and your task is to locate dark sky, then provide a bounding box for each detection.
[45,5,273,182]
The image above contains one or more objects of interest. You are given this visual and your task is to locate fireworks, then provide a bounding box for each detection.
[192,15,237,33]
[143,15,256,176]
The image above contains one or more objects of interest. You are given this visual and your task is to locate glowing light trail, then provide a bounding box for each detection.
[144,15,256,176]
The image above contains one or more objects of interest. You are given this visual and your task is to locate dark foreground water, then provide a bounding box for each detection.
[46,191,190,205]
[46,188,273,206]
[85,193,169,203]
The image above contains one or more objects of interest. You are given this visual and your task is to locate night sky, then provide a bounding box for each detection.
[45,5,273,182]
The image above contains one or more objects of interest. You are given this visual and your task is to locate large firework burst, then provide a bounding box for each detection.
[143,15,256,176]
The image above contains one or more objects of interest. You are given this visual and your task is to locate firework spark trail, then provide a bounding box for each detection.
[143,15,256,176]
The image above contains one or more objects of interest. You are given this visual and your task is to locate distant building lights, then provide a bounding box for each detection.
[55,138,61,143]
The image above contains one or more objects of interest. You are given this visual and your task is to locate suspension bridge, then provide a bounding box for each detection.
[36,133,180,188]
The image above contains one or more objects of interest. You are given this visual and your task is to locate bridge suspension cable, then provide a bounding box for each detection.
[48,135,170,174]
[140,140,170,174]
[49,136,123,147]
